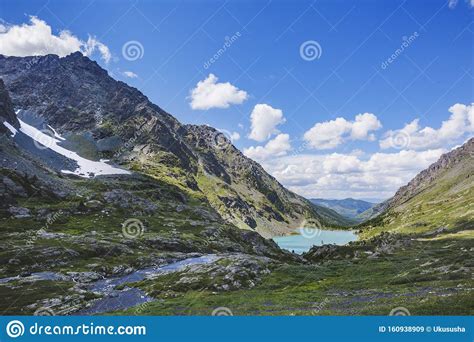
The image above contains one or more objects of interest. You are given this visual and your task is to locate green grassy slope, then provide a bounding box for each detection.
[359,139,474,238]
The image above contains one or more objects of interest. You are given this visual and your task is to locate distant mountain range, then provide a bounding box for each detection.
[310,198,377,222]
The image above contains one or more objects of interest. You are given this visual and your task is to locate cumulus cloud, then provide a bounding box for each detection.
[379,103,474,150]
[230,131,241,141]
[257,148,444,199]
[82,36,111,63]
[216,128,240,142]
[304,113,382,150]
[244,133,291,160]
[0,16,111,63]
[448,0,458,8]
[249,104,286,142]
[122,71,138,78]
[448,0,474,8]
[188,74,248,110]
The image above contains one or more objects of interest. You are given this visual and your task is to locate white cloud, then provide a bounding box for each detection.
[304,113,382,149]
[244,133,291,160]
[304,118,351,149]
[0,16,111,63]
[215,128,240,142]
[379,103,474,150]
[249,104,286,142]
[82,37,111,63]
[448,0,474,8]
[230,131,241,141]
[350,113,382,140]
[122,71,138,78]
[323,154,362,174]
[245,102,472,199]
[188,74,248,110]
[257,148,445,199]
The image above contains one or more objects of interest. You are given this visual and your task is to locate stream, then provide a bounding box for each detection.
[77,254,220,315]
[0,255,220,315]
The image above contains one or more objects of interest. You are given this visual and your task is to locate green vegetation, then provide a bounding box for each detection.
[359,154,474,239]
[114,234,473,315]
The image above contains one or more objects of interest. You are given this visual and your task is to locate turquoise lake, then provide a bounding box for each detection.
[273,228,358,254]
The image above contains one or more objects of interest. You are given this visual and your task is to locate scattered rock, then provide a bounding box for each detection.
[84,200,104,210]
[8,206,31,218]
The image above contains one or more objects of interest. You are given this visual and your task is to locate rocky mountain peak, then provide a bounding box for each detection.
[0,53,178,133]
[0,53,351,235]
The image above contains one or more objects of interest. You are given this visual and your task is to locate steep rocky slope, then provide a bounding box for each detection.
[0,53,350,237]
[0,79,19,134]
[359,138,474,237]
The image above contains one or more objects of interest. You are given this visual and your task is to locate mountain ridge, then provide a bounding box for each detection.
[0,52,351,236]
[359,138,474,237]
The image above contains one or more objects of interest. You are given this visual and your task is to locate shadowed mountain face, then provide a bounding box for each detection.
[310,198,376,221]
[360,138,474,237]
[0,79,19,134]
[0,53,350,237]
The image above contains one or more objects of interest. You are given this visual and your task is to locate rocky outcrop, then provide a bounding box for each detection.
[0,79,19,134]
[303,232,413,263]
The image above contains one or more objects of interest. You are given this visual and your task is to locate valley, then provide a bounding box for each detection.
[0,53,472,316]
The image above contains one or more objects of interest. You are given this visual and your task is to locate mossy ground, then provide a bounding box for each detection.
[114,234,473,316]
[0,164,472,316]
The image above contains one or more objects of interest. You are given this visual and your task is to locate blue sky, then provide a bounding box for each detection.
[1,0,473,201]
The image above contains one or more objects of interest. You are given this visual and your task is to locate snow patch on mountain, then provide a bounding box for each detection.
[2,121,18,137]
[18,118,131,178]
